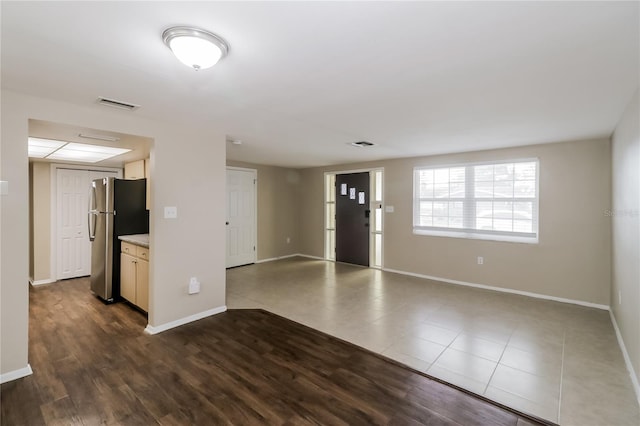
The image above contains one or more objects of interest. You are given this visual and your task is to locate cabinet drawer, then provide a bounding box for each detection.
[121,241,136,255]
[136,246,149,260]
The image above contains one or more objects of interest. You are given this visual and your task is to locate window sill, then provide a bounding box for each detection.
[412,228,538,244]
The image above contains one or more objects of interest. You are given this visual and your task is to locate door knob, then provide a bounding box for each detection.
[226,221,229,225]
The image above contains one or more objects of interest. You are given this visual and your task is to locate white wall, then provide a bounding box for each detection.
[1,90,227,379]
[610,90,640,396]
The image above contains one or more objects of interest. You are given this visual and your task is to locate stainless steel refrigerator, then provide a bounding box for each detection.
[89,177,148,302]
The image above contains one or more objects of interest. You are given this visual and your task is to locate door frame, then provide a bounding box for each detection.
[49,163,122,283]
[225,166,258,267]
[324,167,384,268]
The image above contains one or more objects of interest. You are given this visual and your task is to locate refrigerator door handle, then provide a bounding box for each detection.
[88,212,96,241]
[89,184,97,241]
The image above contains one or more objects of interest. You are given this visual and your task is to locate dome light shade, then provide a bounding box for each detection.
[162,26,229,70]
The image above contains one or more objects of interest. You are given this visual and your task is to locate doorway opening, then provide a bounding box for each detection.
[29,119,152,286]
[324,169,383,268]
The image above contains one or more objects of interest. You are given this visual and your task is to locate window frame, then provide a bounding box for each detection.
[413,158,540,244]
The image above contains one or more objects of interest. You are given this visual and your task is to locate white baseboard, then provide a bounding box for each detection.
[255,257,279,264]
[29,278,56,286]
[609,310,640,405]
[0,364,33,384]
[144,305,227,335]
[255,255,296,264]
[382,267,610,311]
[256,253,324,264]
[295,253,325,261]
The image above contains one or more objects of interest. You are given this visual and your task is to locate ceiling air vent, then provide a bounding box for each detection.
[97,97,140,111]
[349,141,375,147]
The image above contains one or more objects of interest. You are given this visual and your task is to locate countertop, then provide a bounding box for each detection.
[118,234,149,248]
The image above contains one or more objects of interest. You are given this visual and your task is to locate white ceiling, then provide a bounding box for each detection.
[2,2,638,168]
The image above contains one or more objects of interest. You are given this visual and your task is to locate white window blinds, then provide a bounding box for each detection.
[413,159,539,241]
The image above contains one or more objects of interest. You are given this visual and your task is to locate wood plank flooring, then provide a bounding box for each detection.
[1,278,555,425]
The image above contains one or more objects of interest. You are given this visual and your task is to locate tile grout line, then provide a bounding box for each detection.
[557,331,566,424]
[426,325,465,373]
[482,325,515,396]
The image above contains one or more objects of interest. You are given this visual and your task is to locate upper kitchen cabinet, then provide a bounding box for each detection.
[125,158,151,210]
[124,159,145,179]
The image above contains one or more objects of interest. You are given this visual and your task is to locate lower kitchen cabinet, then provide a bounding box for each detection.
[136,258,149,312]
[120,242,149,312]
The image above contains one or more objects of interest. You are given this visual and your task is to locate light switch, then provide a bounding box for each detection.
[0,181,8,196]
[385,205,394,213]
[164,206,177,219]
[188,277,200,294]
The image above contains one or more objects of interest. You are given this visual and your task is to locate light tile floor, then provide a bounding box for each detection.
[226,257,640,425]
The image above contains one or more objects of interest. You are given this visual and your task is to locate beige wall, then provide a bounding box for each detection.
[1,90,227,377]
[29,162,51,282]
[299,139,612,306]
[1,91,30,375]
[611,90,639,390]
[227,160,301,260]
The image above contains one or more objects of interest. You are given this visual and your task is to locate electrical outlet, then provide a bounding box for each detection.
[477,256,484,265]
[286,237,291,244]
[188,277,200,294]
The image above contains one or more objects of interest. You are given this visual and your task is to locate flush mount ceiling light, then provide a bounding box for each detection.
[162,26,229,70]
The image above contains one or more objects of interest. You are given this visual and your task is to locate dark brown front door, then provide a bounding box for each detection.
[336,172,370,267]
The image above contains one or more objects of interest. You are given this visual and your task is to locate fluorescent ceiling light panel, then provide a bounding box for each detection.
[28,138,131,163]
[28,137,65,158]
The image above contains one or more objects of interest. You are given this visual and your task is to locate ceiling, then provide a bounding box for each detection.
[2,2,638,168]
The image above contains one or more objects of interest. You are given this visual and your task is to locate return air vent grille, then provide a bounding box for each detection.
[349,141,375,147]
[97,97,140,111]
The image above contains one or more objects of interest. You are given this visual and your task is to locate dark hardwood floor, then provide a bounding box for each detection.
[1,278,555,425]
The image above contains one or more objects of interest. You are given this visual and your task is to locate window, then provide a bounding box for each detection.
[371,169,383,268]
[413,159,538,242]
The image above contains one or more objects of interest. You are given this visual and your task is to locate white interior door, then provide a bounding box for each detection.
[56,169,118,280]
[57,169,90,279]
[226,168,256,268]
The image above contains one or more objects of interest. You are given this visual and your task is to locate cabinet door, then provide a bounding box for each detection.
[136,259,149,312]
[124,160,145,180]
[120,253,137,303]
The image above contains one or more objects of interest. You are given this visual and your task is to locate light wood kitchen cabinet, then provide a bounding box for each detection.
[124,159,145,179]
[120,252,137,303]
[136,256,149,312]
[120,241,149,312]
